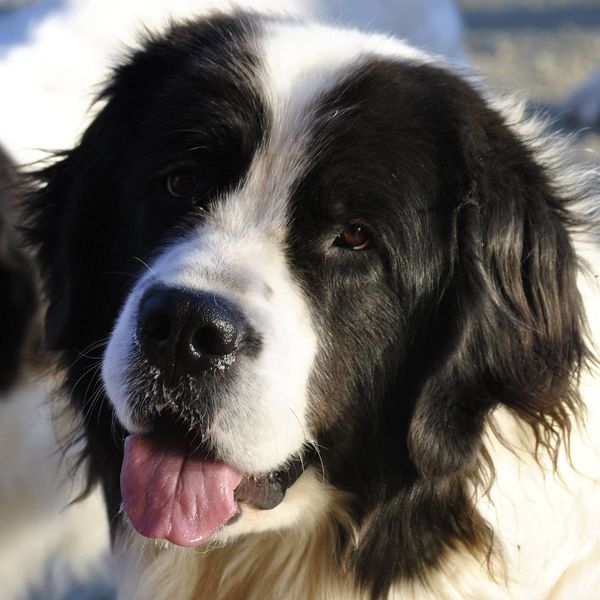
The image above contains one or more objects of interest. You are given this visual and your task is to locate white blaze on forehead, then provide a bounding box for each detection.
[213,19,435,233]
[208,19,435,238]
[260,19,432,103]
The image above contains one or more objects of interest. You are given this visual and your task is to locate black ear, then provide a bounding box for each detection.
[25,101,123,351]
[24,29,200,352]
[0,146,38,391]
[24,93,139,507]
[407,97,588,478]
[27,149,94,349]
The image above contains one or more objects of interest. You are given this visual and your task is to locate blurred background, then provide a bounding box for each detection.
[0,1,598,599]
[459,0,600,156]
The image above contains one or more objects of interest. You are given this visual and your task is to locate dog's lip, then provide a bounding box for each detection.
[234,453,310,510]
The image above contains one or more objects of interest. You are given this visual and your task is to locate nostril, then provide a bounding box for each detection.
[138,285,245,377]
[191,323,237,356]
[142,311,171,344]
[192,326,219,355]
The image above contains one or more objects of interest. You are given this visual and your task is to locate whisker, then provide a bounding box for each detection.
[132,255,157,277]
[287,407,326,485]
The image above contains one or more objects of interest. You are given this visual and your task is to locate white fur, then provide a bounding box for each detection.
[0,376,110,599]
[103,216,318,473]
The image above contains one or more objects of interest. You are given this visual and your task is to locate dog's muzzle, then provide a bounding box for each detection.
[137,285,245,381]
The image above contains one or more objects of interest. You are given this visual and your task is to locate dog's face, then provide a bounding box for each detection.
[27,13,586,590]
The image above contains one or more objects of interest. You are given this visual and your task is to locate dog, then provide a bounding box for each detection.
[0,144,110,599]
[25,12,600,599]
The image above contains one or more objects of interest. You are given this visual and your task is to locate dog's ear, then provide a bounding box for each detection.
[25,102,123,350]
[407,91,588,478]
[0,147,38,391]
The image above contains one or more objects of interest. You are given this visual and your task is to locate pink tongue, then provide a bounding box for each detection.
[121,435,243,547]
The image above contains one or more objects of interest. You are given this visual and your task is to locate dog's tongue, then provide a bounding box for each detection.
[121,435,243,547]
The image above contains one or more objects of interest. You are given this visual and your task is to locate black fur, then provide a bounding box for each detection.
[293,60,588,595]
[25,13,269,519]
[24,14,589,599]
[0,145,37,393]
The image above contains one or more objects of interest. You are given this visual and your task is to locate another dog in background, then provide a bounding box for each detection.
[25,12,600,599]
[0,144,37,389]
[0,144,109,599]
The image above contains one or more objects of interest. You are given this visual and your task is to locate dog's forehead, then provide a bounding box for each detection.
[207,18,434,231]
[255,19,433,158]
[258,20,431,102]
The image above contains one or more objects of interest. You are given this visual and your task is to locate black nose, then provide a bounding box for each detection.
[137,286,243,378]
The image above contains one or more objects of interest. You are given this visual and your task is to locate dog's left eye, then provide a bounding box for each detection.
[334,224,372,251]
[166,172,198,198]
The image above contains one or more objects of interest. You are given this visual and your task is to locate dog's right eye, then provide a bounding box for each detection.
[166,172,198,198]
[334,223,372,251]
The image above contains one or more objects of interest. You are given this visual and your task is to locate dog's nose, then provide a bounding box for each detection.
[137,286,243,377]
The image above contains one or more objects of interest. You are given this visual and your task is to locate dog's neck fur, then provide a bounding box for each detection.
[114,492,505,600]
[115,472,356,600]
[114,350,600,600]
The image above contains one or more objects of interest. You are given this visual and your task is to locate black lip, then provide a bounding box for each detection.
[234,452,312,511]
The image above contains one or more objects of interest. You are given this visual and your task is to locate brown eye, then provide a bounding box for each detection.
[166,172,198,198]
[335,223,371,250]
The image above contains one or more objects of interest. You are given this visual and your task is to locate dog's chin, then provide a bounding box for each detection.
[119,430,313,548]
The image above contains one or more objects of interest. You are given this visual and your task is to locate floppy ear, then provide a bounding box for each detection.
[0,148,38,391]
[25,33,201,352]
[24,99,138,505]
[407,99,588,478]
[29,152,96,349]
[25,102,124,350]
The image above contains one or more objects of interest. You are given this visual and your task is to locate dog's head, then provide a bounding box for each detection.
[0,146,38,393]
[26,13,588,592]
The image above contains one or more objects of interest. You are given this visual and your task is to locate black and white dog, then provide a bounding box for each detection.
[26,12,600,599]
